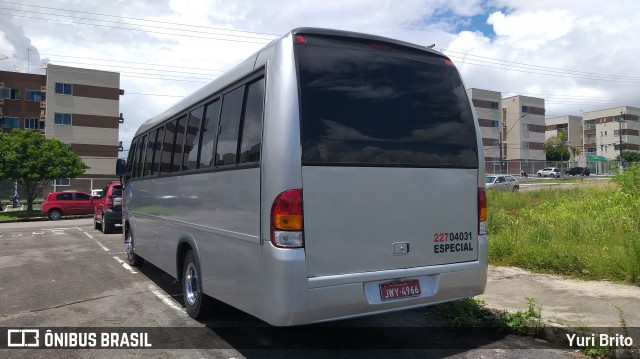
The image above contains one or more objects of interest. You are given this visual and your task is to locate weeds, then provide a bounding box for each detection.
[487,186,640,285]
[430,297,545,337]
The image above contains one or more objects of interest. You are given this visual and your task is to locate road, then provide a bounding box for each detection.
[0,218,582,358]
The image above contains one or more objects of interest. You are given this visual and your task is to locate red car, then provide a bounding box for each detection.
[41,191,94,220]
[93,182,123,234]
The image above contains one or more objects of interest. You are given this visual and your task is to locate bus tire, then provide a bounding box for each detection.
[124,227,144,267]
[182,250,215,319]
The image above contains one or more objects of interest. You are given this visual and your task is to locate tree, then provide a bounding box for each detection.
[616,151,640,164]
[0,129,88,211]
[543,130,571,162]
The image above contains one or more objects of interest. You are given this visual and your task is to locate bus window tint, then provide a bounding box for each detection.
[151,126,164,174]
[239,78,264,163]
[184,107,204,170]
[199,99,220,168]
[125,139,137,182]
[143,130,155,177]
[172,116,186,172]
[296,39,478,168]
[215,86,244,166]
[134,135,147,178]
[161,121,176,173]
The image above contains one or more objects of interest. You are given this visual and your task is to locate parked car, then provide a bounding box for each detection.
[536,167,561,178]
[41,191,94,220]
[486,174,520,191]
[566,166,591,176]
[93,182,123,234]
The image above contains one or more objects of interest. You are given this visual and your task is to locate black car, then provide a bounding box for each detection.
[566,167,591,176]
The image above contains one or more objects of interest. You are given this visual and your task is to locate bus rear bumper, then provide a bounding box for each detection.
[264,260,486,326]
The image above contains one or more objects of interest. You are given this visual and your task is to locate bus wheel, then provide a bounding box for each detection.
[124,227,144,267]
[182,250,215,319]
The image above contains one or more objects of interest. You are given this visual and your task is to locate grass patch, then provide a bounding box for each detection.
[0,210,45,222]
[429,297,544,336]
[487,186,640,285]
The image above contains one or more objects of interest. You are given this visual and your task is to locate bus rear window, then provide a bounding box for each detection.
[295,36,478,168]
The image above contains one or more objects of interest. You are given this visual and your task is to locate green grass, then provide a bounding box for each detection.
[0,210,45,222]
[487,186,640,285]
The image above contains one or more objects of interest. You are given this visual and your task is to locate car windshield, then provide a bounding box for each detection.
[486,176,496,183]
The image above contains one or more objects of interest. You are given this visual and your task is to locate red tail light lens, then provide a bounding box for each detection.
[478,188,487,235]
[271,189,304,248]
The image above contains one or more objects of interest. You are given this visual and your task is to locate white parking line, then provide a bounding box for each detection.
[112,256,138,274]
[84,232,94,239]
[147,284,187,316]
[95,241,109,252]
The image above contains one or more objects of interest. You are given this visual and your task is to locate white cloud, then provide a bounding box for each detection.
[0,0,639,148]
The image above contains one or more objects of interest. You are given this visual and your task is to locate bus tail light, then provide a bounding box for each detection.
[478,188,487,235]
[271,189,304,248]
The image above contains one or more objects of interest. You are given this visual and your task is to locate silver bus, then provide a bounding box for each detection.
[118,28,488,326]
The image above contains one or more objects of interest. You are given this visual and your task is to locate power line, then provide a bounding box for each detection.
[1,0,279,38]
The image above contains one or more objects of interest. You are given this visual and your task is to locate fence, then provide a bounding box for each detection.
[485,160,639,176]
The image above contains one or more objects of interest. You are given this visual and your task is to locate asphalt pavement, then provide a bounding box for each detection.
[1,217,638,357]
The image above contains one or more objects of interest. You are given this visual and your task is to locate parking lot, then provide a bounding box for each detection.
[0,218,580,358]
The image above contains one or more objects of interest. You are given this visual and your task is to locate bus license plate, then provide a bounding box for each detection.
[380,279,421,301]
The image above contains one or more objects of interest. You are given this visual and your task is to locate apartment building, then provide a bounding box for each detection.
[0,64,122,196]
[467,88,502,173]
[501,95,546,174]
[581,106,640,161]
[545,115,583,161]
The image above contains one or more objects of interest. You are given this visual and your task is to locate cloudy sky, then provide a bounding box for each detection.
[1,0,638,152]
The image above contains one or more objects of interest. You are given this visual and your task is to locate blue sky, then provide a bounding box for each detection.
[1,0,639,146]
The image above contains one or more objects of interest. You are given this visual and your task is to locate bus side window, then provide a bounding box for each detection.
[124,139,137,183]
[215,86,244,166]
[184,107,204,171]
[172,116,186,172]
[161,120,176,174]
[135,134,148,178]
[239,77,265,163]
[144,129,156,177]
[199,99,221,168]
[152,126,164,175]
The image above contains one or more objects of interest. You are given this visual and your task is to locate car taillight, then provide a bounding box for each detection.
[270,189,303,248]
[478,188,487,235]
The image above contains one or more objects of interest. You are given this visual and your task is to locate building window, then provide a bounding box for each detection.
[26,90,45,102]
[492,139,500,146]
[521,123,529,131]
[491,101,499,110]
[55,82,73,95]
[54,113,72,125]
[521,141,530,149]
[586,148,597,156]
[521,106,529,113]
[614,130,620,137]
[1,116,20,128]
[24,118,45,130]
[0,88,20,100]
[614,144,620,151]
[490,120,499,128]
[54,178,70,186]
[584,121,596,130]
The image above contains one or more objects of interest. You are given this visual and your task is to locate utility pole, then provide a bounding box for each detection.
[618,111,625,171]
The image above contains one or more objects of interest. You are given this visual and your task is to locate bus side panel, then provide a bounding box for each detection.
[127,170,264,319]
[258,34,309,324]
